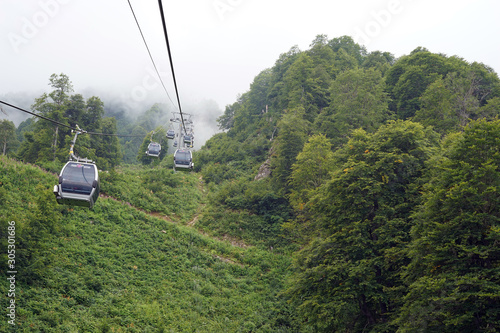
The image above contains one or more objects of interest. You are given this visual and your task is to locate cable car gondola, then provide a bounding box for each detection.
[174,149,193,171]
[53,161,100,208]
[183,134,193,144]
[53,126,100,208]
[173,140,178,148]
[166,129,175,139]
[146,142,161,157]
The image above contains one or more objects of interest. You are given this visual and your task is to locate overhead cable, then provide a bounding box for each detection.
[0,99,144,137]
[157,0,187,133]
[126,0,176,109]
[0,100,75,131]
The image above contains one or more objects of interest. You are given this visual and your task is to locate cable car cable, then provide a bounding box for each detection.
[86,131,144,138]
[157,0,187,134]
[126,0,176,109]
[0,99,76,131]
[0,99,145,138]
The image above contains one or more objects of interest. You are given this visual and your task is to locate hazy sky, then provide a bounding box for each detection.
[1,0,499,127]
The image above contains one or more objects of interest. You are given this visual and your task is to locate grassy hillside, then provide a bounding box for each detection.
[0,156,295,332]
[99,162,202,223]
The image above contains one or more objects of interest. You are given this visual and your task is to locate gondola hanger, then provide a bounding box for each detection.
[68,125,93,163]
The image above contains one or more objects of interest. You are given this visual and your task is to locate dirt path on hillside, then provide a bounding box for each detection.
[99,193,175,223]
[99,175,250,250]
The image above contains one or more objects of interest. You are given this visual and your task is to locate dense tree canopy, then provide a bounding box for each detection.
[16,74,122,169]
[271,107,309,194]
[285,120,439,331]
[200,36,500,331]
[316,67,392,145]
[397,118,500,332]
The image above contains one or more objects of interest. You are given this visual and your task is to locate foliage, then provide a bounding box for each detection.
[288,134,335,209]
[199,176,295,251]
[397,118,500,332]
[283,52,329,119]
[415,69,500,134]
[284,120,439,332]
[99,163,200,222]
[286,134,335,243]
[271,107,309,194]
[119,124,148,165]
[0,119,19,156]
[0,156,62,284]
[327,35,367,65]
[94,117,123,169]
[15,117,35,143]
[315,67,392,145]
[361,50,395,75]
[16,73,122,170]
[195,40,500,332]
[195,130,271,184]
[385,50,464,119]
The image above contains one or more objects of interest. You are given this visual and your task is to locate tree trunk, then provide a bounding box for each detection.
[359,294,376,325]
[53,125,59,161]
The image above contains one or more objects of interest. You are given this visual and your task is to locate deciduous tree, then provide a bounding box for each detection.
[271,107,309,194]
[318,67,391,145]
[397,118,500,332]
[286,120,438,332]
[0,120,18,156]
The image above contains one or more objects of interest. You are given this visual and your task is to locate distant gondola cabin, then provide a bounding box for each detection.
[166,130,175,139]
[146,142,161,157]
[174,149,194,171]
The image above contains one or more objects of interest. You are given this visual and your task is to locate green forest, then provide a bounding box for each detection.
[1,35,499,332]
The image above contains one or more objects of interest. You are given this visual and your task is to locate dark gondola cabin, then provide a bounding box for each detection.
[166,130,175,139]
[174,149,193,171]
[146,142,161,157]
[53,161,100,208]
[183,134,192,144]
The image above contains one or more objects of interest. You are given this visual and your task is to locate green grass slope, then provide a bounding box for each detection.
[99,164,203,223]
[0,156,295,332]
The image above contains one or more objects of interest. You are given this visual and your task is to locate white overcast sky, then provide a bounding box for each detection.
[1,0,499,126]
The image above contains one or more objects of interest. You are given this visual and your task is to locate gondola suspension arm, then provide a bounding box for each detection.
[69,125,93,163]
